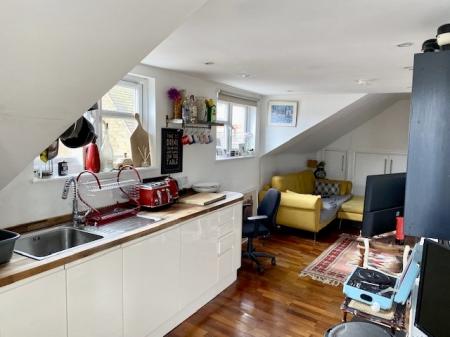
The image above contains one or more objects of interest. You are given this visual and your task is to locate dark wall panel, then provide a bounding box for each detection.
[404,51,450,240]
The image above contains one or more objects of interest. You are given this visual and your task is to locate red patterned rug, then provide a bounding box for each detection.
[299,234,404,286]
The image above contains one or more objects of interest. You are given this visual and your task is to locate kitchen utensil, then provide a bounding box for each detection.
[0,229,20,264]
[179,192,226,206]
[130,113,151,167]
[192,182,220,193]
[60,117,96,148]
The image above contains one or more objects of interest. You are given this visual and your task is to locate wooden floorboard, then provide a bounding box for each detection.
[167,221,360,337]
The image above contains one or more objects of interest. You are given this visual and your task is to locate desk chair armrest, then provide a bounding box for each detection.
[247,215,268,221]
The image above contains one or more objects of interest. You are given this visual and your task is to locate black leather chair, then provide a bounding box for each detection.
[242,188,281,272]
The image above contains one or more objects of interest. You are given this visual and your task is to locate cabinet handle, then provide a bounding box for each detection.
[390,159,393,174]
[384,159,387,174]
[341,155,345,172]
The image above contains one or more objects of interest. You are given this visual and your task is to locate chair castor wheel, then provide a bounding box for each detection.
[271,257,276,266]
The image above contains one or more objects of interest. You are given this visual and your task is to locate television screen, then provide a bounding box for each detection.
[415,240,450,337]
[361,173,406,238]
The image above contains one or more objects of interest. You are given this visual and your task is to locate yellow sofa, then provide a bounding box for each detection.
[259,170,356,234]
[337,195,364,222]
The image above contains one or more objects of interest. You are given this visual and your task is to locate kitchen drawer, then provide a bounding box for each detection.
[218,233,234,256]
[218,249,233,280]
[218,220,233,238]
[218,207,234,225]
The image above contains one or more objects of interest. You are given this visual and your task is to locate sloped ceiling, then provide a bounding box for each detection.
[264,93,409,156]
[0,0,208,190]
[143,0,449,94]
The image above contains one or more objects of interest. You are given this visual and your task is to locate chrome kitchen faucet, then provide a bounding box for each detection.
[62,177,86,227]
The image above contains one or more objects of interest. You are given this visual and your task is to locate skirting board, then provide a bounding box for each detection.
[149,271,238,337]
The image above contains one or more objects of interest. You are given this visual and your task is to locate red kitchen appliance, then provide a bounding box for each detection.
[139,177,179,209]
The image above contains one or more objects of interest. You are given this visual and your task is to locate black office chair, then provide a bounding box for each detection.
[242,188,281,272]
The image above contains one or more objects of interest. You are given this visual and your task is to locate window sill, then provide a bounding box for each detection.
[32,166,158,184]
[215,155,257,162]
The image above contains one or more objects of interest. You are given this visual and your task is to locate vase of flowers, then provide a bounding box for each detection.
[168,87,182,119]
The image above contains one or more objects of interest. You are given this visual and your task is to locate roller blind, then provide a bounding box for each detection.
[218,90,259,107]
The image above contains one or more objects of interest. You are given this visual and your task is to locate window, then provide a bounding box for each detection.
[98,77,143,162]
[33,75,149,178]
[216,96,257,160]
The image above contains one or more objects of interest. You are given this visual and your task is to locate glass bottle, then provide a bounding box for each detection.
[100,123,114,172]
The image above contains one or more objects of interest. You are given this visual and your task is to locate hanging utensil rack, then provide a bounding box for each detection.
[77,166,142,226]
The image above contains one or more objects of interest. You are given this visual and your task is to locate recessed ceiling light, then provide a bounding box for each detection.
[397,42,414,48]
[239,73,250,78]
[286,90,294,92]
[204,61,215,65]
[355,79,376,86]
[403,66,414,71]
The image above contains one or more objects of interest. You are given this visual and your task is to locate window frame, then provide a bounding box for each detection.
[33,74,153,181]
[216,100,256,160]
[95,75,146,148]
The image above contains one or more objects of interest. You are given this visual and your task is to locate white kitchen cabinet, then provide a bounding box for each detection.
[324,149,347,180]
[0,268,67,337]
[353,152,408,195]
[180,214,219,307]
[233,203,243,270]
[66,247,123,337]
[122,227,181,337]
[388,154,407,174]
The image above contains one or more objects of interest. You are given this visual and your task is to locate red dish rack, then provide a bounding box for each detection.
[76,165,142,226]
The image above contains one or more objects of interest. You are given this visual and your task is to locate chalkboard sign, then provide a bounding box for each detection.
[161,128,183,174]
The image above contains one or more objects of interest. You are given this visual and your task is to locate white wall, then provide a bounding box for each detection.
[317,97,411,181]
[261,93,363,154]
[259,96,411,191]
[0,0,208,191]
[0,65,261,228]
[260,153,315,187]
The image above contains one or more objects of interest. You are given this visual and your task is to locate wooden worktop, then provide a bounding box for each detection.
[0,192,243,288]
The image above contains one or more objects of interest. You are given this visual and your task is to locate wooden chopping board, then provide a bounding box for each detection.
[130,113,151,167]
[179,192,226,206]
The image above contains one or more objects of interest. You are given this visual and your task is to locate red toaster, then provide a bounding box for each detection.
[139,177,179,209]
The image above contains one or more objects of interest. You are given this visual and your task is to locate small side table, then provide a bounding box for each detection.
[340,297,406,334]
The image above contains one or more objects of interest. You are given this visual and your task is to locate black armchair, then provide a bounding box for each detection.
[242,188,281,272]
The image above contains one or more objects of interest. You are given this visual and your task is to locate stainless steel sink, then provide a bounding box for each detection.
[14,227,104,260]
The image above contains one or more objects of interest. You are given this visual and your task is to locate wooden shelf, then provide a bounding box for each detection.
[165,116,224,129]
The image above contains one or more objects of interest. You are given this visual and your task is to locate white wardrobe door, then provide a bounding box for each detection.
[353,152,388,195]
[324,150,347,180]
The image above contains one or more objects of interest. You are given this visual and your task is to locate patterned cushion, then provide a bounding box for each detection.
[314,181,340,197]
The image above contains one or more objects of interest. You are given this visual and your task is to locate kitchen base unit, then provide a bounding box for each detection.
[0,193,243,337]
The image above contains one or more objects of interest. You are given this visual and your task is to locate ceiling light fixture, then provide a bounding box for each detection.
[204,61,215,65]
[239,73,250,78]
[355,79,376,86]
[397,42,414,48]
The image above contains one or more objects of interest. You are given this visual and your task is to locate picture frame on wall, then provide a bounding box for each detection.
[268,100,298,127]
